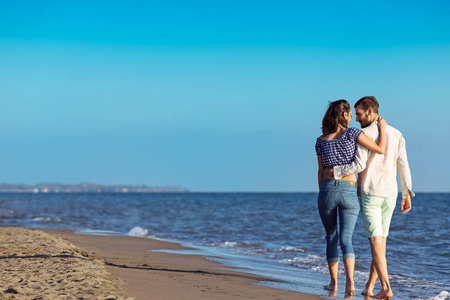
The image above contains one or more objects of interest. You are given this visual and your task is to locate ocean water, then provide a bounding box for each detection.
[0,192,448,300]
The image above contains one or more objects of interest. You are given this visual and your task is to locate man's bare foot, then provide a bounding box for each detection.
[372,289,393,299]
[323,283,338,292]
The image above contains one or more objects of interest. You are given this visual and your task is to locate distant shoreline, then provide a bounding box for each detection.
[0,182,189,193]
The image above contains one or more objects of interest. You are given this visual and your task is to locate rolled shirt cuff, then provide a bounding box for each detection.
[402,188,415,199]
[333,166,343,180]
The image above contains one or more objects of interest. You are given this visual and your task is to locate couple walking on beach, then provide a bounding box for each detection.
[315,96,414,298]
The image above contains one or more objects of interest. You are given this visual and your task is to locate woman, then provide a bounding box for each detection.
[315,100,386,295]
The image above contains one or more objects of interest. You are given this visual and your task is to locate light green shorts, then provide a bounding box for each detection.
[360,194,397,238]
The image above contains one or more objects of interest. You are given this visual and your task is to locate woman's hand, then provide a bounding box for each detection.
[378,116,387,130]
[358,115,387,154]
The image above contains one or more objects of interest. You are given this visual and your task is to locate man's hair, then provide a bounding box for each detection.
[354,96,379,113]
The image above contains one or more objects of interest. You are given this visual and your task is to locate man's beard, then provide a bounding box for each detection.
[359,116,371,128]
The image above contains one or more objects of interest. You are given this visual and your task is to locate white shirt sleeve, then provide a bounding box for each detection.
[397,136,415,198]
[333,144,369,179]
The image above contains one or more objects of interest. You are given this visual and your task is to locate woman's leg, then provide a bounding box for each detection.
[343,258,355,295]
[323,262,338,292]
[338,188,360,294]
[318,187,339,291]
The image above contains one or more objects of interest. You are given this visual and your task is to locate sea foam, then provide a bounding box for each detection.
[128,227,149,237]
[427,291,449,300]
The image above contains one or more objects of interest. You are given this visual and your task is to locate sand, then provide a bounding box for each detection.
[0,227,321,300]
[0,227,130,300]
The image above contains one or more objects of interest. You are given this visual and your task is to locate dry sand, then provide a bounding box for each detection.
[0,227,130,300]
[1,227,321,300]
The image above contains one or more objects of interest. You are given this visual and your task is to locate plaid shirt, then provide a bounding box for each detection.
[315,127,362,168]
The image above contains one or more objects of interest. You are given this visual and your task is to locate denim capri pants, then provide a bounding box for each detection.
[318,179,360,262]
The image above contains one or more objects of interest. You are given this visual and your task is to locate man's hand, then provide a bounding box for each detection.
[401,191,412,214]
[322,168,334,180]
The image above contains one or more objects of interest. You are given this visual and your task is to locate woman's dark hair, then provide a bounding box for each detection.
[321,100,351,135]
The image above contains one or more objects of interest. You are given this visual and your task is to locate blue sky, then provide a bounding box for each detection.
[1,0,449,191]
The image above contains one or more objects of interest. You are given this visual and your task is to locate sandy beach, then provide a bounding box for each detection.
[0,227,321,300]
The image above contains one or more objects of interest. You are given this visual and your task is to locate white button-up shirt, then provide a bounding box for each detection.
[333,122,415,199]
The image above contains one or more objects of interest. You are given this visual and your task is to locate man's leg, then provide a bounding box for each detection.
[360,194,384,296]
[363,261,377,296]
[370,196,397,298]
[370,236,392,299]
[363,237,386,296]
[361,195,396,299]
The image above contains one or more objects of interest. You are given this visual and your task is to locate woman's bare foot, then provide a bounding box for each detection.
[344,292,355,299]
[345,287,355,296]
[328,290,338,297]
[362,285,374,297]
[345,281,355,296]
[323,282,338,292]
[372,289,393,299]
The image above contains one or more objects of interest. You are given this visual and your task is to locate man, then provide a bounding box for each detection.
[325,96,414,299]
